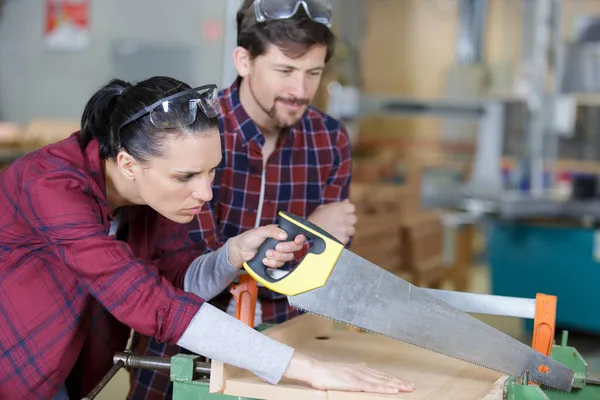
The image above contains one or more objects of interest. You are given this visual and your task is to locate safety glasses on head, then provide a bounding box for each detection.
[253,0,333,28]
[117,84,220,133]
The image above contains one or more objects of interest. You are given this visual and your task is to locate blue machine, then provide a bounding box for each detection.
[488,220,600,334]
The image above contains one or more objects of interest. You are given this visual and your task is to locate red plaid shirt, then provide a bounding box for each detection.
[0,134,205,399]
[128,79,352,399]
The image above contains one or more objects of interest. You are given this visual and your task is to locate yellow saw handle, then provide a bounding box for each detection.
[242,211,344,296]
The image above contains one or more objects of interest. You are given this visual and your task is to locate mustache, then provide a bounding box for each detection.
[276,97,309,106]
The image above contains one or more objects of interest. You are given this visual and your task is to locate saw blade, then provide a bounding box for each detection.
[287,249,574,392]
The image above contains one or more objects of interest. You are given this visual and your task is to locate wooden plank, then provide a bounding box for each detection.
[208,359,236,394]
[481,377,508,400]
[212,314,504,399]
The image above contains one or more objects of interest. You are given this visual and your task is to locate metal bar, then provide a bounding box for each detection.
[544,0,564,187]
[457,0,475,64]
[81,360,124,400]
[472,0,488,64]
[523,0,553,196]
[113,352,211,376]
[422,288,537,319]
[221,0,243,88]
[496,195,600,221]
[462,102,505,199]
[586,375,600,386]
[457,0,488,65]
[359,95,487,118]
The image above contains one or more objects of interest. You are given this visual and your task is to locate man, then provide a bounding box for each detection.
[129,0,356,398]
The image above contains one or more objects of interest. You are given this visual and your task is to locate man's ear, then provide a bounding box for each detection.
[233,46,252,78]
[116,151,138,181]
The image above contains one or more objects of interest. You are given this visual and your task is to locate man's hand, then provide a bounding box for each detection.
[308,200,357,245]
[227,225,306,269]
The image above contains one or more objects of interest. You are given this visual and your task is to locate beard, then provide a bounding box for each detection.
[248,78,309,129]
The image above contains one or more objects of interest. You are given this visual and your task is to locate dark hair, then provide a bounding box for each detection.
[236,0,335,62]
[79,76,219,162]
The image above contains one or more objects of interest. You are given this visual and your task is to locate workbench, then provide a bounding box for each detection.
[101,290,599,399]
[209,314,506,399]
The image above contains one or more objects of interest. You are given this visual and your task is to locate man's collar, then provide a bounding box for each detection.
[227,78,264,145]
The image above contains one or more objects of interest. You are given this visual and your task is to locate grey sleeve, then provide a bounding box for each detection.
[176,303,295,385]
[184,242,239,301]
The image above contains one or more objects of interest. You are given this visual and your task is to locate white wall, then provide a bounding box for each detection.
[0,0,230,124]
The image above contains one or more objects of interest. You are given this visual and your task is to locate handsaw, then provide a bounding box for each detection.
[243,211,575,393]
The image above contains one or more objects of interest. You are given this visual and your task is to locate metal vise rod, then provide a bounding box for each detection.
[82,352,212,400]
[113,351,212,376]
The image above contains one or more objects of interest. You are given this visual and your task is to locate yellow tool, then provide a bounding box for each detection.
[243,211,343,296]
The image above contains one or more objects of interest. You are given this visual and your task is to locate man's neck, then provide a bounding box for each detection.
[238,78,279,138]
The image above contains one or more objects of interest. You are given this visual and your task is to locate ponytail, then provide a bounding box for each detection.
[79,79,131,158]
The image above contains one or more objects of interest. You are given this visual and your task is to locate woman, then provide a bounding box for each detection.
[0,76,415,399]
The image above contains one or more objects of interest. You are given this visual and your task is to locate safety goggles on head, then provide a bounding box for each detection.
[117,84,220,132]
[253,0,333,28]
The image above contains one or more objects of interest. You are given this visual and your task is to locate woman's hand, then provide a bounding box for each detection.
[227,225,306,269]
[284,352,415,394]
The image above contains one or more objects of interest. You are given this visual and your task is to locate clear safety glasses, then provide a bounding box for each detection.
[253,0,333,28]
[117,84,220,132]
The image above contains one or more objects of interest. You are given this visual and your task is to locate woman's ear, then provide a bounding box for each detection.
[116,151,138,181]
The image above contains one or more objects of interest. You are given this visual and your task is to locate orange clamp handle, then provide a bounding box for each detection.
[230,274,258,327]
[531,293,557,376]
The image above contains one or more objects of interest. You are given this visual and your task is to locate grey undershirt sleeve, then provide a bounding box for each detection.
[176,302,295,385]
[183,242,239,301]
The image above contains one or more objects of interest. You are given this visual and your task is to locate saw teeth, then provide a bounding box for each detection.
[290,306,569,393]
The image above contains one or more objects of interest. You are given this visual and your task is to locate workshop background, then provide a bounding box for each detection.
[1,0,600,398]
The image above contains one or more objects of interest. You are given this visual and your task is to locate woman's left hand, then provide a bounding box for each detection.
[227,225,307,269]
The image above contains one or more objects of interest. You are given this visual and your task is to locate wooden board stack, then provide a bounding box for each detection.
[350,180,449,288]
[348,148,471,289]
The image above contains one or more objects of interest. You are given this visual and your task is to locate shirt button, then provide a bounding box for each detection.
[249,209,254,214]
